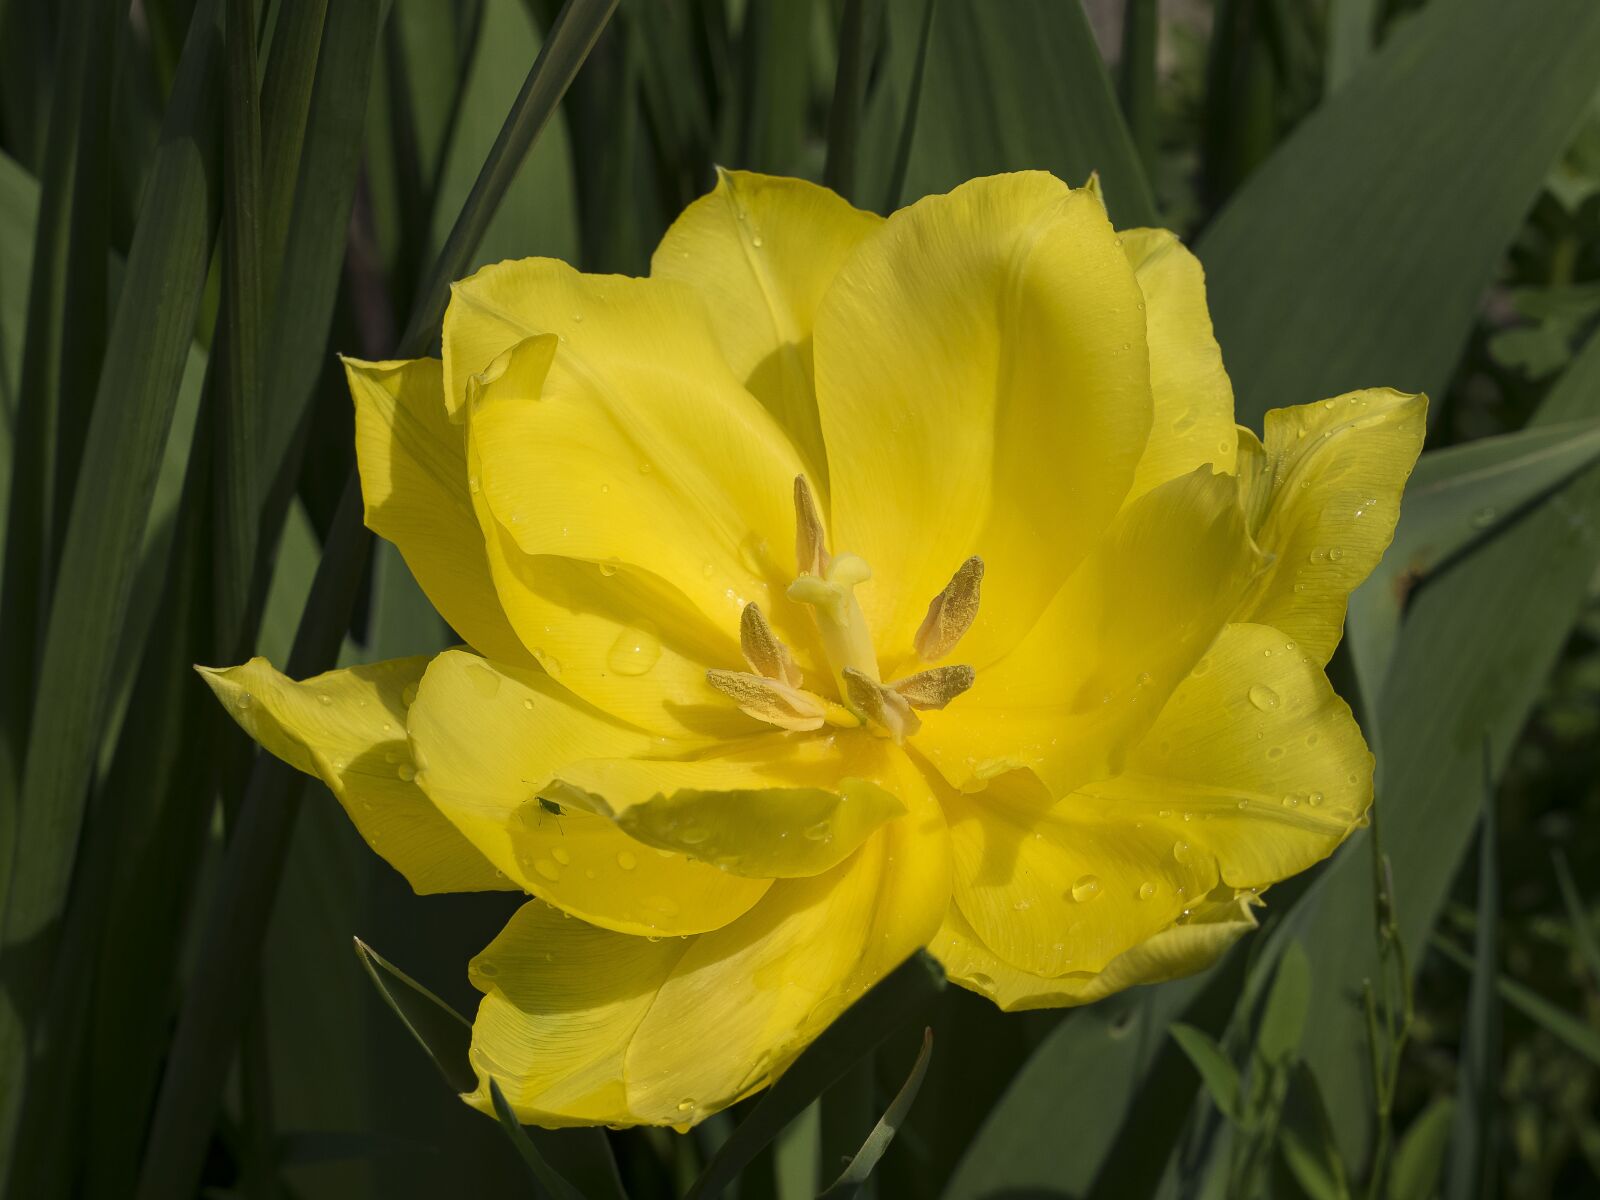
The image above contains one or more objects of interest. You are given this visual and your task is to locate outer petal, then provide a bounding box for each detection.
[468,753,951,1128]
[199,656,508,894]
[346,356,529,665]
[1121,229,1237,499]
[462,298,821,736]
[407,650,771,936]
[552,731,906,878]
[813,172,1154,669]
[651,169,883,485]
[1233,389,1427,664]
[933,893,1261,1012]
[944,622,1369,977]
[919,468,1266,796]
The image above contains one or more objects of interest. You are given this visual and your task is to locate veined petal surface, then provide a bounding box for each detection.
[933,893,1261,1012]
[945,621,1369,977]
[346,355,529,665]
[651,168,883,486]
[407,650,770,936]
[1233,389,1426,664]
[199,657,509,894]
[919,468,1265,796]
[813,172,1154,670]
[467,762,950,1127]
[1121,228,1237,499]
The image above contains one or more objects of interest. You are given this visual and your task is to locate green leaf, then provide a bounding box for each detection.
[818,1027,934,1199]
[773,1101,821,1200]
[1389,1097,1456,1200]
[685,952,946,1200]
[822,0,871,204]
[1274,323,1600,1165]
[1551,849,1600,990]
[1171,1022,1243,1122]
[885,0,1156,227]
[1277,1064,1352,1200]
[730,0,815,176]
[1346,418,1600,701]
[352,937,476,1094]
[1324,0,1377,94]
[1199,0,1600,425]
[1444,767,1501,1200]
[1433,938,1600,1070]
[1256,940,1311,1066]
[0,0,224,1175]
[487,1081,589,1200]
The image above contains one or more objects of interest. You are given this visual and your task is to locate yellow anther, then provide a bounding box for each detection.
[914,556,983,661]
[740,603,803,688]
[842,667,922,743]
[889,664,976,711]
[706,669,827,732]
[793,475,829,577]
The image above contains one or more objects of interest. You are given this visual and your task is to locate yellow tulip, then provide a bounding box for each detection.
[201,169,1425,1127]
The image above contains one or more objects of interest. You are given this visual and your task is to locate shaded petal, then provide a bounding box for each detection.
[1121,229,1237,499]
[944,621,1369,976]
[651,169,883,484]
[932,893,1261,1012]
[813,172,1154,669]
[346,356,530,665]
[407,650,771,936]
[552,731,907,878]
[1233,389,1427,664]
[467,758,950,1127]
[199,656,508,894]
[919,468,1265,796]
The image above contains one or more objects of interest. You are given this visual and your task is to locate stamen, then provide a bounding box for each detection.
[706,669,826,732]
[842,667,922,743]
[914,556,984,661]
[889,664,976,711]
[740,603,802,688]
[793,476,829,577]
[788,554,879,690]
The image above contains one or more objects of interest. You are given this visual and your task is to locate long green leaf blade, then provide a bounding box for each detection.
[818,1027,934,1199]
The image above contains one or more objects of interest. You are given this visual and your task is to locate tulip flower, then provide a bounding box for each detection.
[203,169,1424,1127]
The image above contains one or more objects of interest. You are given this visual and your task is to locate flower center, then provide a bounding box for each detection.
[705,476,981,742]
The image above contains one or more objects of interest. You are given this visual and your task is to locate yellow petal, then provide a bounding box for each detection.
[1233,389,1427,664]
[1120,229,1237,499]
[407,649,771,936]
[932,893,1261,1012]
[345,355,530,665]
[944,621,1369,976]
[457,276,825,734]
[919,467,1265,796]
[651,169,883,485]
[198,656,508,894]
[552,730,906,877]
[468,757,949,1128]
[813,172,1154,670]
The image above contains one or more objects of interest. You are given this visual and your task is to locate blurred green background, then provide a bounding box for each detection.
[1,0,1599,1197]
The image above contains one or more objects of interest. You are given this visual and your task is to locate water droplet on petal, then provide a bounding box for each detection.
[552,847,571,865]
[533,858,561,881]
[1172,839,1192,864]
[397,764,416,782]
[1308,791,1325,807]
[1138,881,1157,900]
[1071,874,1103,902]
[607,627,661,676]
[804,821,832,842]
[616,851,637,870]
[1248,684,1281,712]
[969,972,996,992]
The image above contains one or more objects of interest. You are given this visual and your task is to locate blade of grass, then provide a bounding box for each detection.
[731,0,813,174]
[488,1082,590,1200]
[0,0,115,878]
[1118,0,1158,178]
[135,6,618,1194]
[1444,757,1501,1200]
[823,0,871,203]
[1551,850,1600,988]
[0,0,224,1176]
[878,0,935,214]
[818,1027,934,1199]
[352,936,476,1093]
[1432,938,1600,1070]
[686,953,946,1200]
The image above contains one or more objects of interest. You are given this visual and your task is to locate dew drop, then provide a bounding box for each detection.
[533,858,562,881]
[401,684,418,707]
[1237,799,1249,810]
[616,851,637,871]
[751,234,764,248]
[397,764,416,782]
[1266,745,1285,760]
[803,820,832,842]
[1328,545,1344,561]
[676,1099,697,1115]
[1172,839,1192,864]
[1013,898,1031,911]
[607,627,661,676]
[1138,881,1157,900]
[598,559,617,577]
[638,461,654,474]
[476,960,499,978]
[1308,791,1325,807]
[522,698,534,711]
[1247,684,1281,712]
[552,847,572,865]
[318,694,333,706]
[1071,874,1103,902]
[1282,793,1302,808]
[677,826,710,846]
[969,972,996,992]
